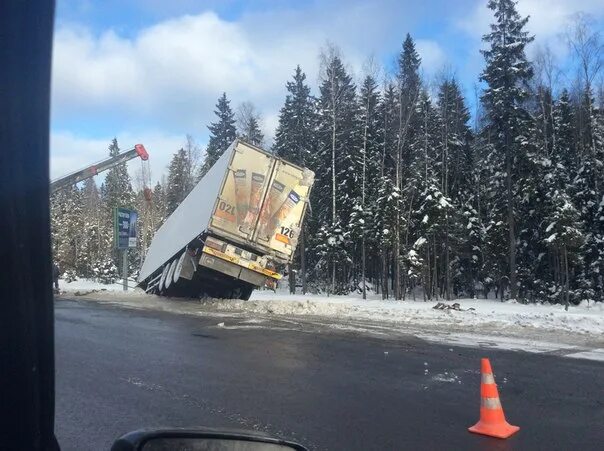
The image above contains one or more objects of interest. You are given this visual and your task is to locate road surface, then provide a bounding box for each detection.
[55,298,604,450]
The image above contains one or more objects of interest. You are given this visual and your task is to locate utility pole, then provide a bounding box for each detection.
[122,248,128,291]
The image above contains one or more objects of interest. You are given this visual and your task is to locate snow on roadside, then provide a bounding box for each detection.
[59,277,142,294]
[216,290,604,336]
[60,278,604,338]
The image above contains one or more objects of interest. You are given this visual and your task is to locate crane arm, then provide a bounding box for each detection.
[51,144,148,193]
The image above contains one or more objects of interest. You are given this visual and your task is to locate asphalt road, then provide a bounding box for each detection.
[55,298,604,451]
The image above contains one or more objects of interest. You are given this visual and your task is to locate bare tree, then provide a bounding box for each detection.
[533,45,561,157]
[183,134,201,188]
[237,102,265,146]
[566,13,603,94]
[566,13,603,166]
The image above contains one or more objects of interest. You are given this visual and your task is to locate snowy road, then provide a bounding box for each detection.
[55,297,604,450]
[60,282,604,362]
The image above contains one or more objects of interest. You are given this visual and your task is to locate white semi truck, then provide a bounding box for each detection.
[138,139,315,299]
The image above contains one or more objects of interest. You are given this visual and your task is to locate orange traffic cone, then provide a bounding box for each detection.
[468,358,519,439]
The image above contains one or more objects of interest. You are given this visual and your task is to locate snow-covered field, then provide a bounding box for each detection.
[59,278,136,293]
[60,278,604,335]
[59,278,604,360]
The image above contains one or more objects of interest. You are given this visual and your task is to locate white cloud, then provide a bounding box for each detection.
[416,40,447,74]
[51,5,401,134]
[50,2,457,182]
[458,0,604,45]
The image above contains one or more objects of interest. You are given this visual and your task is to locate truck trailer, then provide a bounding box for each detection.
[138,139,315,299]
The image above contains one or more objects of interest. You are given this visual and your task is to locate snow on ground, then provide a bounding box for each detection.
[59,277,138,293]
[225,290,604,336]
[59,279,604,360]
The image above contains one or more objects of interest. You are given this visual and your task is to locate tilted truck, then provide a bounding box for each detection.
[138,139,315,300]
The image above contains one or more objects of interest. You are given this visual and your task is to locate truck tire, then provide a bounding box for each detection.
[173,251,186,283]
[230,284,254,300]
[165,259,178,290]
[239,285,253,301]
[158,263,170,293]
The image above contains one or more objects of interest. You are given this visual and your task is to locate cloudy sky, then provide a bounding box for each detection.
[51,0,604,184]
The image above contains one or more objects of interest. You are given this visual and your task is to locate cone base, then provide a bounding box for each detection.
[468,421,520,439]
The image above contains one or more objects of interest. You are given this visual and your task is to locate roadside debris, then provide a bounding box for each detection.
[433,302,475,312]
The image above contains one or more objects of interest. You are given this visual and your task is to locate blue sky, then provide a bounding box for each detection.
[51,0,604,184]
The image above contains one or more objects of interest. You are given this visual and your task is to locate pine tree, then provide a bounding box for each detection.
[350,74,381,298]
[152,181,168,228]
[274,66,317,166]
[543,190,584,306]
[50,185,84,280]
[553,89,578,185]
[102,138,135,212]
[166,148,195,215]
[395,34,422,300]
[407,90,454,300]
[436,78,475,298]
[375,81,399,298]
[312,48,360,293]
[78,178,105,278]
[273,66,317,293]
[199,93,237,178]
[480,0,534,299]
[574,91,604,302]
[101,138,135,274]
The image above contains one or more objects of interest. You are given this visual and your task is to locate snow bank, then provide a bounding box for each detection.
[59,277,143,294]
[60,279,604,338]
[210,291,604,336]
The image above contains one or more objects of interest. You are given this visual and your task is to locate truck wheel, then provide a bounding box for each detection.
[158,263,170,294]
[239,285,254,301]
[165,259,178,290]
[173,251,186,283]
[230,284,253,300]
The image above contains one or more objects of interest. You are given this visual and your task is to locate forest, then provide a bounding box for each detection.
[51,0,604,305]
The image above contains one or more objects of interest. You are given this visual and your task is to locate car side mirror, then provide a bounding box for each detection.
[111,428,308,451]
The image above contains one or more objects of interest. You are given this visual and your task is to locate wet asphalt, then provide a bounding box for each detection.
[55,298,604,451]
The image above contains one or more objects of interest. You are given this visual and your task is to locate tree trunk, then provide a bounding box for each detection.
[331,105,337,295]
[361,93,369,300]
[506,131,517,299]
[563,245,570,310]
[288,263,296,294]
[381,250,388,299]
[300,226,307,294]
[445,215,451,301]
[432,238,438,300]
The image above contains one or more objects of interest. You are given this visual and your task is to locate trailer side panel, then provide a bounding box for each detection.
[138,142,234,282]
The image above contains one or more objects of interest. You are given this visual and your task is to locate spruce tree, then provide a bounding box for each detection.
[100,138,134,273]
[152,181,168,228]
[374,81,399,298]
[273,66,317,293]
[395,33,422,300]
[312,49,360,293]
[79,178,104,278]
[274,66,316,166]
[350,74,382,298]
[166,148,195,215]
[50,185,84,280]
[199,93,237,178]
[480,0,534,299]
[436,77,474,298]
[102,138,135,212]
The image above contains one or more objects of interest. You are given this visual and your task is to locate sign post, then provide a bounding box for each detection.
[114,208,138,291]
[122,248,128,291]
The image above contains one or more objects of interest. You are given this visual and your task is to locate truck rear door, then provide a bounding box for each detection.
[209,141,275,244]
[251,159,314,261]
